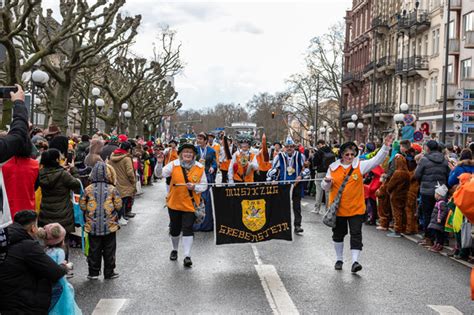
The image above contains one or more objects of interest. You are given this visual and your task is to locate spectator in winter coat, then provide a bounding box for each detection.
[363,165,384,225]
[85,139,104,167]
[386,155,411,237]
[414,140,450,246]
[108,141,136,223]
[0,85,29,164]
[427,184,449,253]
[100,136,120,162]
[447,149,474,188]
[38,149,82,234]
[75,135,90,164]
[0,210,67,313]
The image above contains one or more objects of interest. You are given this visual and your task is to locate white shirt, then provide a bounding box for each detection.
[321,145,390,191]
[155,159,208,193]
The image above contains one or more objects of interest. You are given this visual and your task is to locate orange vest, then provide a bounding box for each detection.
[212,143,220,165]
[167,164,205,212]
[220,159,230,171]
[328,164,365,217]
[256,152,272,172]
[165,149,178,165]
[233,153,256,182]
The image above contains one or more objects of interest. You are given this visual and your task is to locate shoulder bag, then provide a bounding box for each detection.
[180,166,206,224]
[323,166,354,228]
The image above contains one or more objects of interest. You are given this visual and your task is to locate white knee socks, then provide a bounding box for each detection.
[351,249,361,263]
[182,236,193,258]
[171,236,180,251]
[334,242,344,261]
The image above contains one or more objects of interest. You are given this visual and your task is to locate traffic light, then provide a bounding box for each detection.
[271,111,275,119]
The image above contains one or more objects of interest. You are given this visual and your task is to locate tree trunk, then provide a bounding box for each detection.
[50,82,72,131]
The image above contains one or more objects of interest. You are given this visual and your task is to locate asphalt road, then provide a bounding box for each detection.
[69,181,473,314]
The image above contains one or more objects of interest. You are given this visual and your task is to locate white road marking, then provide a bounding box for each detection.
[428,305,463,315]
[251,244,263,265]
[255,265,300,315]
[92,299,128,315]
[251,244,299,314]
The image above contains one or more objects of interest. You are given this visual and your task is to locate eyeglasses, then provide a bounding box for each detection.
[344,153,355,157]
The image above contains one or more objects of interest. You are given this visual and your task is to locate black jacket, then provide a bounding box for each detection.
[0,100,29,164]
[414,151,450,196]
[312,146,333,173]
[0,222,66,314]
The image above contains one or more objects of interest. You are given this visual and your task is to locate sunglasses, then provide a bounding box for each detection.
[344,153,355,157]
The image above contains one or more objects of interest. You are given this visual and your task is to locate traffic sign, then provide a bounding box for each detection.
[454,111,463,122]
[413,131,423,141]
[454,100,463,110]
[455,89,464,99]
[464,112,474,117]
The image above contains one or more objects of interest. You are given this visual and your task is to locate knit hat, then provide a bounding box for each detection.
[425,140,438,152]
[37,223,66,246]
[411,143,422,153]
[434,183,448,198]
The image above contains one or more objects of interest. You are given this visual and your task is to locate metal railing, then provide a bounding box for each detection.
[363,103,396,114]
[342,109,357,120]
[407,55,429,71]
[364,61,375,73]
[372,15,388,29]
[398,10,430,31]
[377,55,395,68]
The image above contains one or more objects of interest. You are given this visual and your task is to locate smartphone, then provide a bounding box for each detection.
[0,86,18,99]
[67,151,74,164]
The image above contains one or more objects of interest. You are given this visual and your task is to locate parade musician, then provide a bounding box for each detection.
[228,136,259,183]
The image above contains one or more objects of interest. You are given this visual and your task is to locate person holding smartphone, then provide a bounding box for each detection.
[0,84,29,164]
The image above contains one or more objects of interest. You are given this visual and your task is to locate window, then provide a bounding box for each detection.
[447,64,454,83]
[432,29,440,55]
[431,76,438,103]
[449,20,455,39]
[461,59,472,79]
[422,80,427,105]
[463,12,474,38]
[424,34,429,55]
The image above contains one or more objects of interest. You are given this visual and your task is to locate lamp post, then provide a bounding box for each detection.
[30,69,49,125]
[441,0,451,143]
[347,122,356,141]
[124,110,132,134]
[72,108,78,134]
[91,87,103,133]
[121,103,128,134]
[393,113,405,139]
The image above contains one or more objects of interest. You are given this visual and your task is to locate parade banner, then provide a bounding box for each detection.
[212,184,292,245]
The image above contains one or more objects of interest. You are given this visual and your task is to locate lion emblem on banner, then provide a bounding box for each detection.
[241,199,266,232]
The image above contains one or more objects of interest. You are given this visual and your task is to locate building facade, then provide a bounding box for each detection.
[342,0,373,142]
[342,0,474,145]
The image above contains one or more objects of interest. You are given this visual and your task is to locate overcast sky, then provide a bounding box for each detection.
[44,0,351,110]
[120,0,353,110]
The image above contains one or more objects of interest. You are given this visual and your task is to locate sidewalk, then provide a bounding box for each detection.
[301,195,474,269]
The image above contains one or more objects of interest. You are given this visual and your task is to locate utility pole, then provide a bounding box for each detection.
[315,73,320,144]
[442,0,451,143]
[371,27,377,143]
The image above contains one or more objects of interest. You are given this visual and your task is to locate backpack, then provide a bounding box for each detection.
[453,173,474,222]
[321,151,336,171]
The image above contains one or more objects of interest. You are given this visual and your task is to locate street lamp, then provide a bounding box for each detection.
[351,114,358,122]
[347,122,356,141]
[394,113,405,139]
[400,103,409,113]
[120,103,128,133]
[124,110,132,134]
[72,108,79,134]
[91,88,102,133]
[30,69,49,124]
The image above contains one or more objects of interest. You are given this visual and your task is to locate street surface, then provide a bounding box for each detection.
[70,181,472,314]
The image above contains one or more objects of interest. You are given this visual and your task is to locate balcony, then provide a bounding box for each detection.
[396,56,429,77]
[451,0,462,11]
[377,55,395,71]
[362,103,396,118]
[465,31,474,49]
[398,10,430,35]
[441,84,459,100]
[448,38,460,55]
[363,61,375,77]
[343,71,363,90]
[372,15,389,34]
